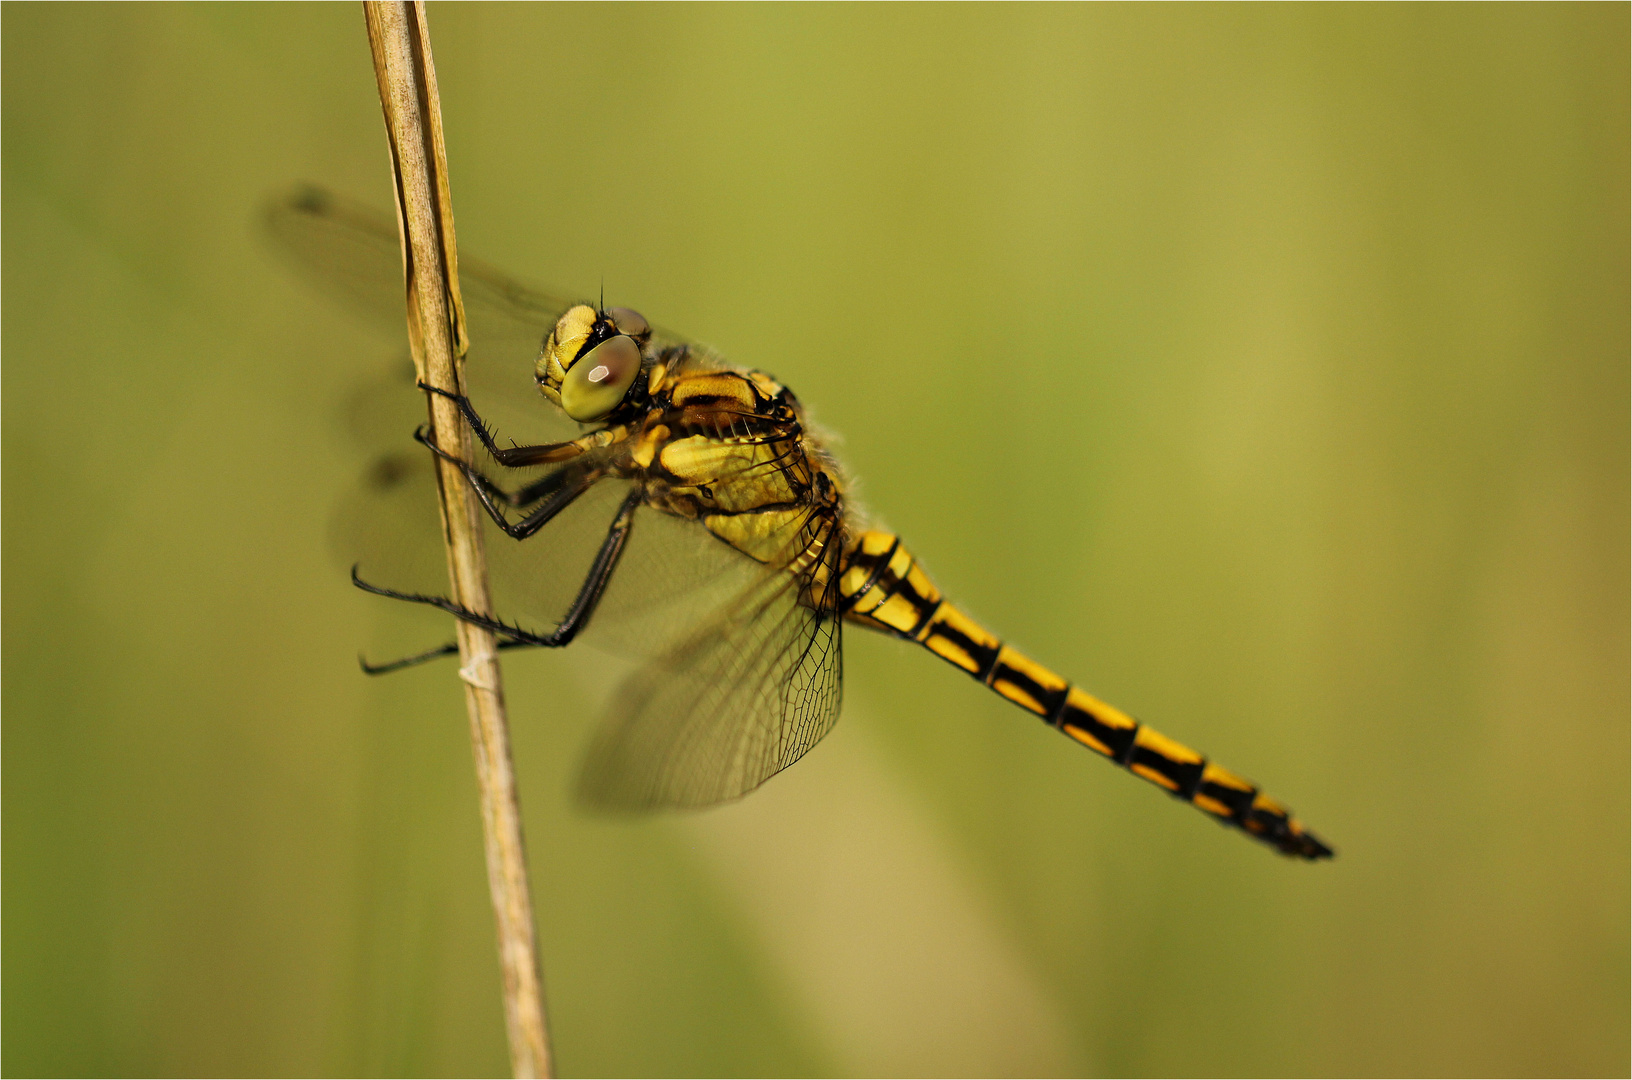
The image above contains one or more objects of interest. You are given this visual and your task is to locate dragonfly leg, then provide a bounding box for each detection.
[417,381,504,455]
[419,382,590,467]
[352,487,642,649]
[408,428,591,510]
[507,465,593,509]
[415,426,604,540]
[359,637,544,676]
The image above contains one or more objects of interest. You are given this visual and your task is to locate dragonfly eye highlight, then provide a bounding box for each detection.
[560,334,641,421]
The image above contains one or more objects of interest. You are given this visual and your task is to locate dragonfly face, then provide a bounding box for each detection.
[537,303,652,422]
[271,186,1333,860]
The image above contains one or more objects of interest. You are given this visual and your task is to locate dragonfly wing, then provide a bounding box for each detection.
[577,551,844,811]
[269,184,581,449]
[266,184,573,346]
[266,184,695,361]
[265,185,411,333]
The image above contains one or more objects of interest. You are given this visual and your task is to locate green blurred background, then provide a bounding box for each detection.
[4,4,1627,1077]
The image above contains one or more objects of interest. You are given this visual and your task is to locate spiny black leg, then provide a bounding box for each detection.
[351,487,642,648]
[419,382,584,468]
[416,427,603,540]
[360,638,544,676]
[361,641,457,674]
[499,468,607,541]
[412,428,587,511]
[418,381,506,457]
[429,442,528,509]
[544,487,642,643]
[509,465,589,510]
[352,568,558,644]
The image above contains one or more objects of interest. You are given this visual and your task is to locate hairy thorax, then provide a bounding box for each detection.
[615,349,849,577]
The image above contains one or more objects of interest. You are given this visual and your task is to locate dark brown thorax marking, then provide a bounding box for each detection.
[835,529,1331,859]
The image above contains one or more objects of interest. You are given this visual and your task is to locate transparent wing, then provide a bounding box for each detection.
[266,185,695,335]
[265,183,572,350]
[268,184,584,450]
[577,535,845,811]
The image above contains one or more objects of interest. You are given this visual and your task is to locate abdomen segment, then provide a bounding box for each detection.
[837,530,1333,860]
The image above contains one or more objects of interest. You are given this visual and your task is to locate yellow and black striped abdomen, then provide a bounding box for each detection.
[837,530,1332,860]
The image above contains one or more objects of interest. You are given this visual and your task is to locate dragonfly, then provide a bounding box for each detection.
[270,186,1333,859]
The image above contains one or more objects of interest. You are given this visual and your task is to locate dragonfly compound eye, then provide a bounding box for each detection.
[607,306,650,341]
[561,334,642,421]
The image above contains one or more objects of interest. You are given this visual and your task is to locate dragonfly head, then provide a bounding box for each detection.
[537,304,653,423]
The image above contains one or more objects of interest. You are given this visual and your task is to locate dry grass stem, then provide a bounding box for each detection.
[361,3,552,1075]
